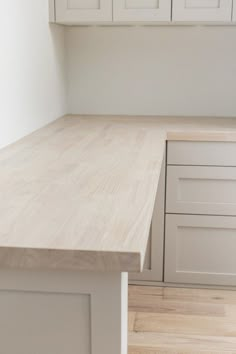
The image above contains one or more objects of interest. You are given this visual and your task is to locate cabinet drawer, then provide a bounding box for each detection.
[167,141,236,167]
[113,0,171,22]
[55,0,112,23]
[165,214,236,286]
[172,0,233,22]
[166,165,236,216]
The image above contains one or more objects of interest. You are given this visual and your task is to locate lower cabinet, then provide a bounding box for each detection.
[165,214,236,286]
[131,140,236,288]
[166,165,236,216]
[129,157,165,283]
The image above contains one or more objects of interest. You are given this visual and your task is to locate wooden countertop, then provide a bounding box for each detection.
[1,115,236,272]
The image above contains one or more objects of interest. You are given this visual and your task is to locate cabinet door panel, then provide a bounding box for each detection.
[129,157,165,283]
[113,0,171,22]
[172,0,233,21]
[166,166,236,216]
[165,214,236,286]
[55,0,112,23]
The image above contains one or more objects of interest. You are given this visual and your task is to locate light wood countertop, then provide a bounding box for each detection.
[1,115,236,272]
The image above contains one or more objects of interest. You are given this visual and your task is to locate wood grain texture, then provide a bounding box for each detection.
[1,115,236,272]
[128,285,236,353]
[0,115,165,272]
[167,130,236,142]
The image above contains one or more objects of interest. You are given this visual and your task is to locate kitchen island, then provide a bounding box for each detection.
[1,115,236,354]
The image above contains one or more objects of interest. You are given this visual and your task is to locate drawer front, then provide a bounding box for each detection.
[166,165,236,216]
[172,0,233,21]
[55,0,112,23]
[165,214,236,286]
[168,141,236,167]
[113,0,171,22]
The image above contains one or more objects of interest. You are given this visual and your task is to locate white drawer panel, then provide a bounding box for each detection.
[172,0,233,21]
[167,141,236,167]
[55,0,112,23]
[166,165,236,216]
[165,214,236,286]
[113,0,171,22]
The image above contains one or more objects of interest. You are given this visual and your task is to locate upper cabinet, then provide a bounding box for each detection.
[113,0,171,22]
[54,0,112,23]
[50,0,236,24]
[172,0,233,22]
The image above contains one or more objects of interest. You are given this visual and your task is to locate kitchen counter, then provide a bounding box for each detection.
[1,114,236,354]
[1,115,236,273]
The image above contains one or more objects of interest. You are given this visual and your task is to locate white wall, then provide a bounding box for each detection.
[66,26,236,117]
[0,1,66,149]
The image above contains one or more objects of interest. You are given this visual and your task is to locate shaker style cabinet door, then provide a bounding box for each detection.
[166,165,236,216]
[172,0,233,22]
[55,0,112,23]
[113,0,171,22]
[165,214,236,286]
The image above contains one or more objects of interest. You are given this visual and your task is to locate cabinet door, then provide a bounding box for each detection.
[166,166,236,216]
[113,0,171,22]
[129,157,165,283]
[172,0,233,22]
[55,0,112,23]
[165,214,236,286]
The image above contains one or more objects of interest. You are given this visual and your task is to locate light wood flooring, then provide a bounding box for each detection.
[128,286,236,354]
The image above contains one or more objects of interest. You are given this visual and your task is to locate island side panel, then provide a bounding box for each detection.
[0,269,128,354]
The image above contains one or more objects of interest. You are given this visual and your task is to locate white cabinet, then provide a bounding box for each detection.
[165,214,236,286]
[165,141,236,288]
[54,0,112,23]
[172,0,233,22]
[113,0,171,22]
[167,141,236,167]
[166,165,236,216]
[50,0,235,24]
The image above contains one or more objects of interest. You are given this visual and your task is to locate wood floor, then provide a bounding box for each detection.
[128,286,236,354]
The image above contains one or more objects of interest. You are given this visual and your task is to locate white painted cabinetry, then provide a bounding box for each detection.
[165,141,236,287]
[172,0,233,22]
[50,0,236,24]
[165,214,236,286]
[166,165,236,216]
[54,0,112,23]
[113,0,171,22]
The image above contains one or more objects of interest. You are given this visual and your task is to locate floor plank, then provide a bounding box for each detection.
[129,312,136,332]
[129,332,236,353]
[128,286,236,353]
